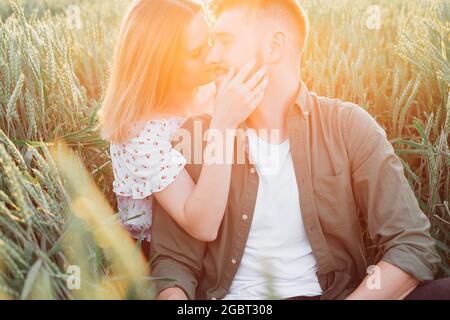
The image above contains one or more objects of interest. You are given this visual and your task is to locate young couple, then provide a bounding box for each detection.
[99,0,448,300]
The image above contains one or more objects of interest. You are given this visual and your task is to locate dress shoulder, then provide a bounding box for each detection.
[110,118,187,199]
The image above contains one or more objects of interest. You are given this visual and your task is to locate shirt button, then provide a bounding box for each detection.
[250,168,256,174]
[231,258,237,265]
[242,214,248,221]
[304,111,309,117]
[211,297,217,300]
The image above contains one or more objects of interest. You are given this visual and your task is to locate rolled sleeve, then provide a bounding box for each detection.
[382,244,439,282]
[345,107,441,282]
[151,256,200,300]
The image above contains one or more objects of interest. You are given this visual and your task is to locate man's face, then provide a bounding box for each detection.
[206,7,264,86]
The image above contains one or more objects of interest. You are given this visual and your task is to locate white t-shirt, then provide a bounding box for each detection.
[223,129,322,300]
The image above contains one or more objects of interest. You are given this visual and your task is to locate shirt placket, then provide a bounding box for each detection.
[214,129,259,299]
[287,104,336,293]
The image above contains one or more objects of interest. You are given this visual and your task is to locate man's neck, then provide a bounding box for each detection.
[246,72,300,144]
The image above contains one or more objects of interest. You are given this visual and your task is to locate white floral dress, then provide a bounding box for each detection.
[110,117,187,242]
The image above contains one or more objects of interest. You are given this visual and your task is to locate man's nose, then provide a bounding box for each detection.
[205,44,221,65]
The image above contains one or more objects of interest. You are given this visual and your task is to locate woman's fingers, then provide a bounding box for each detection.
[231,58,256,84]
[248,88,266,111]
[246,76,269,111]
[250,76,269,98]
[213,60,269,128]
[245,65,269,91]
[219,67,236,91]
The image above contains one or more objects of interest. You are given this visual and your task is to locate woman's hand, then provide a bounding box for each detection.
[154,60,269,242]
[213,58,269,129]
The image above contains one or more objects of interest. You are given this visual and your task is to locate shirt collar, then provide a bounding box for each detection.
[235,80,312,156]
[292,80,312,119]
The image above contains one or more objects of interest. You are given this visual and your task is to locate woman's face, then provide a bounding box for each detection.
[178,12,215,90]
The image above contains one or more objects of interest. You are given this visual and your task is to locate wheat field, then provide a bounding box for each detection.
[0,0,448,299]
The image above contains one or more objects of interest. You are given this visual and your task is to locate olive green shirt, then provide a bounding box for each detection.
[150,81,440,300]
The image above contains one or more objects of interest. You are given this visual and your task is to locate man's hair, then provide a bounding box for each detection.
[209,0,309,54]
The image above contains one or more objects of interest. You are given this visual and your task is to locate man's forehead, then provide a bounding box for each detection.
[212,6,259,35]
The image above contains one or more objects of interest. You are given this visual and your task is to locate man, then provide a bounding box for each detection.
[150,0,445,300]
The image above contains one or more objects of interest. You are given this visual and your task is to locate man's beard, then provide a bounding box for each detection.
[214,52,265,86]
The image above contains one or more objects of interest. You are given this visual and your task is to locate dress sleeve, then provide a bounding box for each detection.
[111,122,187,199]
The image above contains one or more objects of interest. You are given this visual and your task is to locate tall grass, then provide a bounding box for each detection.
[0,128,154,299]
[300,0,449,274]
[0,1,127,206]
[0,0,448,298]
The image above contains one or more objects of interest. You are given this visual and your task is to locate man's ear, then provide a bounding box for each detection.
[264,31,286,64]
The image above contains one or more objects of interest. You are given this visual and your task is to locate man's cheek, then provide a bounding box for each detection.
[234,52,258,72]
[226,46,248,69]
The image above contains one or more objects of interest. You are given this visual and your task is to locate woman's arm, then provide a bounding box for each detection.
[154,59,268,241]
[154,119,235,241]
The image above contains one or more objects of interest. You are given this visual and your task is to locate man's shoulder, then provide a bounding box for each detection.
[312,92,359,119]
[310,91,383,136]
[173,114,212,177]
[181,114,212,134]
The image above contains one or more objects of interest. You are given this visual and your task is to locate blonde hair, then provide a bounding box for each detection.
[98,0,202,143]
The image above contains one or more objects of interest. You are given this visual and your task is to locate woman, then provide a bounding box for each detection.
[98,0,268,244]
